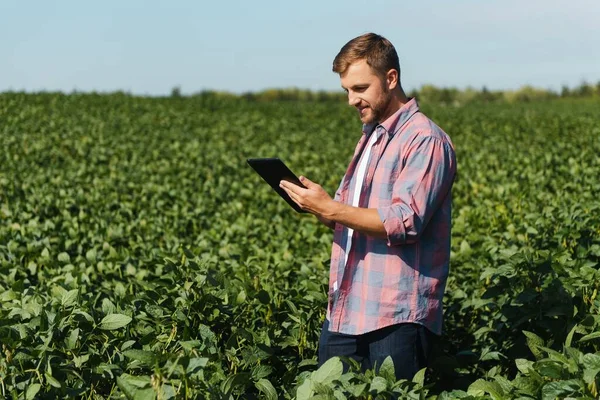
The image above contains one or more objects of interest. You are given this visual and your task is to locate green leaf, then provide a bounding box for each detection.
[61,289,78,307]
[74,310,95,323]
[41,248,50,259]
[369,376,388,393]
[117,374,155,400]
[74,354,90,368]
[298,359,319,368]
[480,349,504,361]
[460,240,471,254]
[182,247,196,259]
[99,313,132,330]
[255,378,277,400]
[121,340,136,351]
[512,376,538,396]
[236,289,247,304]
[523,330,544,359]
[296,378,314,400]
[123,350,158,366]
[285,299,299,314]
[0,289,18,302]
[145,305,164,320]
[132,387,156,400]
[51,285,67,300]
[65,328,79,350]
[378,355,395,381]
[86,248,97,263]
[579,331,600,342]
[251,364,273,380]
[536,361,564,379]
[45,372,61,388]
[493,375,513,395]
[94,363,120,378]
[220,373,251,395]
[582,353,600,370]
[57,252,70,263]
[198,324,217,343]
[187,357,208,374]
[179,340,202,351]
[333,389,347,400]
[25,383,41,400]
[467,379,503,399]
[311,382,335,396]
[582,353,600,384]
[541,379,582,400]
[346,382,368,397]
[159,385,176,400]
[565,324,577,347]
[102,298,116,315]
[117,373,152,388]
[413,367,427,386]
[313,357,343,384]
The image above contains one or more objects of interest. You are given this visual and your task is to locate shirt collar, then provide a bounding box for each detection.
[362,97,420,137]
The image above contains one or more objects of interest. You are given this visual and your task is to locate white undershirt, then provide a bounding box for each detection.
[337,130,379,290]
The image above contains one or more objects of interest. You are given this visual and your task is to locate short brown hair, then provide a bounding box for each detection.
[332,33,400,79]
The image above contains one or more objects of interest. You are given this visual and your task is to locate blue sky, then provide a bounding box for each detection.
[1,0,599,95]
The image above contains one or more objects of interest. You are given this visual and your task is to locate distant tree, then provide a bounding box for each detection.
[317,90,330,102]
[171,86,182,98]
[407,88,419,99]
[241,92,256,101]
[419,85,450,104]
[479,86,501,102]
[504,85,557,103]
[456,87,479,105]
[573,81,593,98]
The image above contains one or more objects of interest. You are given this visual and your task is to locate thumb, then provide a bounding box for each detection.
[299,176,315,188]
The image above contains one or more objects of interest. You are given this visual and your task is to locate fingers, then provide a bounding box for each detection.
[280,182,297,197]
[280,180,301,194]
[280,185,304,209]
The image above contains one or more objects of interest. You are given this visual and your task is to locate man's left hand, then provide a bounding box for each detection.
[279,176,334,216]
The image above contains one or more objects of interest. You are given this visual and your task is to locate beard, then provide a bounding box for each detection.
[361,86,393,125]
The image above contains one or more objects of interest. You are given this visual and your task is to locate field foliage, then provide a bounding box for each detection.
[1,93,599,399]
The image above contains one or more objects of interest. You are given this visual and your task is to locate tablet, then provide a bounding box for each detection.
[247,158,307,213]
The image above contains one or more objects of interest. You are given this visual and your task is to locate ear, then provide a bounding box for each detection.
[386,69,399,90]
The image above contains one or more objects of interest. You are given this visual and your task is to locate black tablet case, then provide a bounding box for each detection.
[247,158,307,213]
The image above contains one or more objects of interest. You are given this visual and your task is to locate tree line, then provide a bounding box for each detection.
[183,81,600,104]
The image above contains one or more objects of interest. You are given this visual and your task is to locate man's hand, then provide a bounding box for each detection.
[280,176,387,237]
[279,176,334,218]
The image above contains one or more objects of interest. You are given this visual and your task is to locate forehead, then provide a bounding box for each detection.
[340,59,379,87]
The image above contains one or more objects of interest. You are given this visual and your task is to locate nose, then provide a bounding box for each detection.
[347,91,360,107]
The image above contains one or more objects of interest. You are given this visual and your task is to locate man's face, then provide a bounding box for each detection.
[340,59,393,125]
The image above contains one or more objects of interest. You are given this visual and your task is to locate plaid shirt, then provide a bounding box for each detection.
[327,98,456,336]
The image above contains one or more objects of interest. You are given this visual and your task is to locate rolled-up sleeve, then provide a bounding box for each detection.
[377,136,456,246]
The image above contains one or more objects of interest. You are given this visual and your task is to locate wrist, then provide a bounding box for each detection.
[322,199,342,221]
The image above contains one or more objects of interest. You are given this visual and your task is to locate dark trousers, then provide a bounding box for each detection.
[318,319,434,380]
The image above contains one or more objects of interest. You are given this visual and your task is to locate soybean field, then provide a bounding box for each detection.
[1,93,600,399]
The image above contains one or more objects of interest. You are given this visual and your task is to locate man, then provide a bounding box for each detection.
[280,33,456,380]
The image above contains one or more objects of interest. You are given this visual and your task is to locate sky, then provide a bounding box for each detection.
[1,0,599,96]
